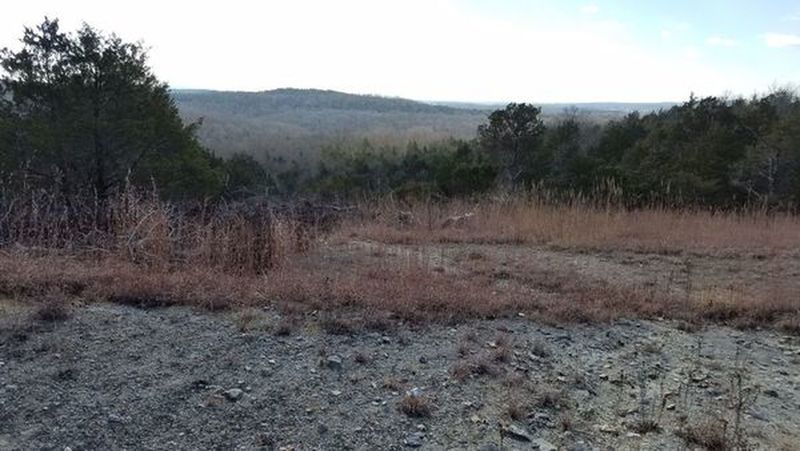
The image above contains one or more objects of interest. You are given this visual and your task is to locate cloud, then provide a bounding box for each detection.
[763,33,800,48]
[706,36,738,47]
[579,4,600,15]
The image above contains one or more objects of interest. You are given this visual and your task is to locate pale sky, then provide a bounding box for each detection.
[1,0,799,103]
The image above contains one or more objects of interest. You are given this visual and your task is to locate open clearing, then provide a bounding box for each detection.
[2,239,799,450]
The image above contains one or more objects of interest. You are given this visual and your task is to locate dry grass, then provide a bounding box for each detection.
[398,394,432,417]
[31,291,71,322]
[677,417,730,450]
[1,191,798,334]
[343,196,800,256]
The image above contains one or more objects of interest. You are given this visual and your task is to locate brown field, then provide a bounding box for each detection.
[2,193,798,334]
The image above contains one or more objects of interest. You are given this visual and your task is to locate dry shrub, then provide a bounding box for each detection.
[272,317,298,336]
[451,353,501,381]
[398,394,432,417]
[505,399,526,421]
[534,386,565,409]
[677,417,730,450]
[32,291,71,322]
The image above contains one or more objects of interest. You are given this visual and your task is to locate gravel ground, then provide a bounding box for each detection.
[1,302,799,450]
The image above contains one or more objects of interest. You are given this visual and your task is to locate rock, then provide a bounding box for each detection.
[404,432,425,447]
[223,388,244,401]
[598,424,619,434]
[532,438,557,451]
[501,423,532,442]
[418,356,428,364]
[764,389,779,398]
[330,390,342,396]
[326,355,343,371]
[478,445,501,451]
[666,403,676,410]
[107,414,126,424]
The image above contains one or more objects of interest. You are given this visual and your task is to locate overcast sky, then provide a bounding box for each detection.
[2,0,799,103]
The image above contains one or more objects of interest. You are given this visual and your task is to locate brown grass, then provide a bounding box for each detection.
[398,394,432,417]
[343,196,800,256]
[31,291,71,322]
[677,417,730,450]
[1,191,798,334]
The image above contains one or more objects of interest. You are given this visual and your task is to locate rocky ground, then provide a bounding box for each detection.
[1,301,799,450]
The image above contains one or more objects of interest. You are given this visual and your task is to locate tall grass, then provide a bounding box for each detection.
[1,188,798,332]
[346,192,800,255]
[0,187,316,274]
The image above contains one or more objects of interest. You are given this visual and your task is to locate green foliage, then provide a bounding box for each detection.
[0,19,223,199]
[313,140,497,198]
[478,103,547,185]
[222,153,275,199]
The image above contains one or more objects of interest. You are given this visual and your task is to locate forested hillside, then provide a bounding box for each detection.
[173,89,675,166]
[173,89,489,165]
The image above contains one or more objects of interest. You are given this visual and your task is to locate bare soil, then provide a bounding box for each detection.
[1,242,799,450]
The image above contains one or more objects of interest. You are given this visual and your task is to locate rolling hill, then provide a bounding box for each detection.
[173,88,675,164]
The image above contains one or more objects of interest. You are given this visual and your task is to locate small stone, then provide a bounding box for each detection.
[223,388,244,401]
[404,432,425,447]
[599,373,608,380]
[326,356,343,371]
[501,423,532,442]
[666,403,676,410]
[108,414,125,424]
[416,424,426,431]
[268,359,276,365]
[598,424,619,434]
[418,356,428,364]
[626,432,641,438]
[330,390,342,396]
[764,389,779,398]
[531,438,557,451]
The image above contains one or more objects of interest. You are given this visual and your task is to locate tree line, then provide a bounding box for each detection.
[2,20,799,208]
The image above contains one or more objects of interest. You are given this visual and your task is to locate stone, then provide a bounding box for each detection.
[531,438,557,451]
[764,389,779,398]
[404,432,424,447]
[501,423,532,442]
[326,355,343,371]
[223,388,244,401]
[598,424,619,434]
[107,414,126,424]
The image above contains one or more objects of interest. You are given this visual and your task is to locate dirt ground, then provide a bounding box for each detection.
[1,242,799,450]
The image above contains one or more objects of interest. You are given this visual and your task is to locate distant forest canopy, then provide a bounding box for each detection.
[1,19,799,207]
[173,88,675,170]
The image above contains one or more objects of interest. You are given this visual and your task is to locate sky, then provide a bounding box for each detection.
[1,0,799,103]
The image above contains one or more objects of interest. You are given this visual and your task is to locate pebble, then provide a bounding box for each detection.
[764,389,779,398]
[501,423,532,442]
[223,388,243,401]
[326,355,343,371]
[404,432,424,447]
[531,438,557,451]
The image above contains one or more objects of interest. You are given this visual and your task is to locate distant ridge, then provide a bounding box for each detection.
[173,88,483,115]
[171,88,677,164]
